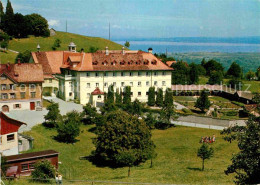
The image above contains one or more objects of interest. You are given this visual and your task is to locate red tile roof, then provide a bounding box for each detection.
[0,63,44,83]
[32,50,173,73]
[91,87,104,95]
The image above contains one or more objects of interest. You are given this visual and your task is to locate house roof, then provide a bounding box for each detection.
[0,112,26,135]
[236,91,253,100]
[6,150,59,163]
[166,61,177,67]
[32,50,173,74]
[91,87,104,95]
[0,63,44,83]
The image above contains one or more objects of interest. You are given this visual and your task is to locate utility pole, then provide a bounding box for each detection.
[109,22,110,40]
[66,20,67,33]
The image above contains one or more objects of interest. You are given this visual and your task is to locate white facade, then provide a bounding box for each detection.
[0,132,19,156]
[0,99,42,112]
[58,70,172,105]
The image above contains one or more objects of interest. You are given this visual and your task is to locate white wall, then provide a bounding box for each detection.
[0,99,42,111]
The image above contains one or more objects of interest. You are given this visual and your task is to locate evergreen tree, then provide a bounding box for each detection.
[0,1,4,30]
[147,87,155,106]
[164,88,173,107]
[107,85,115,104]
[156,88,164,107]
[197,143,214,171]
[131,99,143,117]
[3,0,15,36]
[123,86,131,105]
[227,62,242,79]
[195,89,211,112]
[115,88,122,105]
[189,62,199,84]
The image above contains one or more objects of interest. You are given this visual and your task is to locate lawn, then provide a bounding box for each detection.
[0,50,18,64]
[6,124,239,185]
[2,31,123,64]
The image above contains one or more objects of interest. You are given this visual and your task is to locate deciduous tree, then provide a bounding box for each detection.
[44,102,61,128]
[15,50,31,63]
[227,62,242,79]
[208,71,223,85]
[197,143,214,171]
[31,160,55,183]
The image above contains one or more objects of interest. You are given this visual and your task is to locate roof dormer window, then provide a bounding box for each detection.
[111,60,117,65]
[120,60,126,65]
[151,60,157,65]
[128,60,134,65]
[136,60,141,65]
[102,61,108,65]
[144,60,149,65]
[93,61,98,65]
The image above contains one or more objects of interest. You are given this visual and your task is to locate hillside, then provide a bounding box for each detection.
[170,52,260,73]
[0,31,124,64]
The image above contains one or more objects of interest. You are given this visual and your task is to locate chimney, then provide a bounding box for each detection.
[81,48,84,53]
[105,46,109,55]
[7,62,11,71]
[148,48,153,54]
[122,47,125,55]
[17,58,21,65]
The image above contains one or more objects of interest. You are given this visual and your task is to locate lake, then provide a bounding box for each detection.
[114,40,260,53]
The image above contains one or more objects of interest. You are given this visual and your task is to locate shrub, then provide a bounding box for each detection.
[31,160,55,183]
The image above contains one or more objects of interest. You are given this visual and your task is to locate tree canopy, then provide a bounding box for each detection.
[44,102,61,128]
[208,70,223,85]
[93,110,156,170]
[227,62,242,79]
[221,116,260,185]
[15,50,32,63]
[147,87,155,106]
[203,59,224,76]
[197,143,214,171]
[195,90,211,112]
[31,160,55,183]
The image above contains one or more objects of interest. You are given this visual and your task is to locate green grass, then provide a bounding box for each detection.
[0,50,18,64]
[173,96,197,102]
[8,124,239,185]
[2,31,123,63]
[42,99,51,108]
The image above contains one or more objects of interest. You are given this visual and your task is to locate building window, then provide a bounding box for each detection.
[146,81,150,86]
[154,81,158,86]
[121,82,125,87]
[113,72,117,76]
[31,92,36,98]
[138,72,142,76]
[104,72,108,76]
[146,92,149,96]
[30,84,36,90]
[87,83,91,88]
[154,72,158,76]
[162,71,166,76]
[87,93,90,97]
[86,72,90,77]
[29,163,35,170]
[121,72,125,76]
[21,164,29,171]
[7,134,15,142]
[10,93,16,99]
[1,93,8,99]
[138,82,141,87]
[15,104,21,109]
[20,85,26,91]
[1,75,6,80]
[162,81,166,86]
[1,84,7,90]
[37,101,41,106]
[9,84,15,90]
[49,79,52,83]
[146,72,150,76]
[69,92,72,96]
[138,92,141,96]
[95,72,99,77]
[129,72,133,76]
[113,82,116,87]
[98,95,101,99]
[130,82,133,87]
[96,83,99,87]
[104,82,108,87]
[20,92,25,99]
[130,92,133,96]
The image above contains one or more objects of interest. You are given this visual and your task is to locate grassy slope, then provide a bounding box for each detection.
[0,51,18,64]
[0,31,123,64]
[9,124,238,185]
[199,76,260,93]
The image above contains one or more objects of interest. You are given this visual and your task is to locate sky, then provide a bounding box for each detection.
[1,0,260,39]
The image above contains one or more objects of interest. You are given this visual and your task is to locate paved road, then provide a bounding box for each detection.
[7,97,83,133]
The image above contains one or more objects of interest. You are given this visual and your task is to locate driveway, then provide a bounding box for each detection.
[7,97,83,133]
